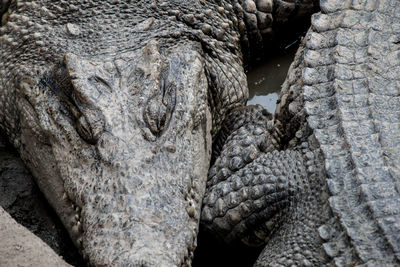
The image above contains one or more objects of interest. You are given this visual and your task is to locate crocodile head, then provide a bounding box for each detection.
[17,40,212,266]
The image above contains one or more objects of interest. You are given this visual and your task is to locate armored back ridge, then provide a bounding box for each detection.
[302,0,400,264]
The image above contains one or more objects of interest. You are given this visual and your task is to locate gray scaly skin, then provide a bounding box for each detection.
[0,0,317,266]
[202,0,400,266]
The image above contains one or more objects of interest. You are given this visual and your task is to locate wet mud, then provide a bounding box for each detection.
[247,47,297,114]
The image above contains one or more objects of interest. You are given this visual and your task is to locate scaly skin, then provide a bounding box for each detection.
[0,0,317,266]
[202,0,400,266]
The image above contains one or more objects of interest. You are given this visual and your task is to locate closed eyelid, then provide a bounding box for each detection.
[90,76,112,93]
[142,78,176,138]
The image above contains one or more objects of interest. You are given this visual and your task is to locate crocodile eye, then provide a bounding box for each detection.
[76,115,96,144]
[76,114,104,145]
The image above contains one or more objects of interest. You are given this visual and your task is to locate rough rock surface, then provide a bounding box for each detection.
[0,205,71,266]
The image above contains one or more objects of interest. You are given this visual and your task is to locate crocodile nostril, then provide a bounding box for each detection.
[76,115,97,144]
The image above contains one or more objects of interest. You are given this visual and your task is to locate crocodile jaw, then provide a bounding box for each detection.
[17,41,211,266]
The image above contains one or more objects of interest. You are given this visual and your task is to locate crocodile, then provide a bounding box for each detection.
[0,0,318,266]
[201,0,400,265]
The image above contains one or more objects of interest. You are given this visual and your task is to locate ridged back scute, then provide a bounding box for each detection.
[303,0,400,265]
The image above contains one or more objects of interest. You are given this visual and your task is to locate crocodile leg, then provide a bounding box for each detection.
[201,105,331,265]
[251,145,331,266]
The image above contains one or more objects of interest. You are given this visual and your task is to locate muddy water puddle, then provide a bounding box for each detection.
[246,48,297,114]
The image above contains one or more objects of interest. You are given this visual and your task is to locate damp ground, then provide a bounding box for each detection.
[246,46,297,114]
